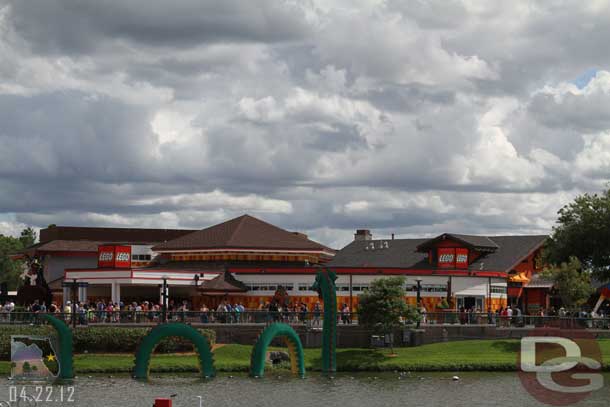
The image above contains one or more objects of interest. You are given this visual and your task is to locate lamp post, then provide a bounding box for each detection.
[415,277,422,328]
[161,276,168,323]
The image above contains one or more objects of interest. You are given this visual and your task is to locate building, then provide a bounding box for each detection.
[61,215,547,312]
[64,215,335,308]
[19,225,197,303]
[328,231,547,312]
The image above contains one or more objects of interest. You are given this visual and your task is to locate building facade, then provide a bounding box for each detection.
[59,215,547,312]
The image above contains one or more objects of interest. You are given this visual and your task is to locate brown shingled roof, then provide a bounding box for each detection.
[199,270,248,293]
[329,235,547,272]
[39,225,196,244]
[417,233,499,252]
[152,214,333,252]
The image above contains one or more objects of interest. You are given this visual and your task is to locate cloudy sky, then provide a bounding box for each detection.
[1,1,609,249]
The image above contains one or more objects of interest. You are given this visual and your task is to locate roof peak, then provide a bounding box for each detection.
[152,213,333,252]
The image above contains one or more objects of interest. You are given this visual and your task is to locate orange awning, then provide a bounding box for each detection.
[509,272,530,283]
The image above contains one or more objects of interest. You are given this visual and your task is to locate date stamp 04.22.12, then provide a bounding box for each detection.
[0,386,75,406]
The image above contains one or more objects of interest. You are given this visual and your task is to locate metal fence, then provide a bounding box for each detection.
[2,311,610,329]
[422,312,610,329]
[0,311,359,326]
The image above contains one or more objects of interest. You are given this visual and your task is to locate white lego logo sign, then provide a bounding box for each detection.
[99,252,113,262]
[456,254,468,263]
[438,254,454,263]
[116,252,130,262]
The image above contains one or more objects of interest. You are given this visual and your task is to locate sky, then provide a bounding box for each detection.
[0,1,609,249]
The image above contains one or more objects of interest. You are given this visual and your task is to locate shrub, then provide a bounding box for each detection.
[0,325,216,360]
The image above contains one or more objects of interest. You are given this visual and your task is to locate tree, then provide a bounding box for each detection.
[358,276,419,353]
[0,234,25,290]
[19,227,37,248]
[0,227,38,290]
[541,257,594,310]
[544,188,610,280]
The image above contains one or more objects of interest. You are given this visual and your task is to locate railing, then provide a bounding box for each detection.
[0,311,360,326]
[2,311,610,330]
[421,312,610,329]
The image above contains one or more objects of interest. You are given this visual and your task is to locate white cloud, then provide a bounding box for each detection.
[2,1,610,247]
[575,132,610,177]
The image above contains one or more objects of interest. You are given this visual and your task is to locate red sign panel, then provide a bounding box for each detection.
[455,248,469,269]
[97,245,115,268]
[437,248,455,268]
[97,245,131,268]
[114,246,132,268]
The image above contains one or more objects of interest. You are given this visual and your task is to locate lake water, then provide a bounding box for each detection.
[1,372,609,407]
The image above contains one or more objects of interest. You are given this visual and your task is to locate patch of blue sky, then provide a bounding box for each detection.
[572,68,598,89]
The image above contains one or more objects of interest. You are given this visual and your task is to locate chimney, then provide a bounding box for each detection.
[354,229,372,241]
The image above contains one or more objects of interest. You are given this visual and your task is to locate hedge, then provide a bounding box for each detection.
[0,325,216,360]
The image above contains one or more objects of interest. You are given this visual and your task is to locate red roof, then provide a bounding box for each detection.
[152,214,334,252]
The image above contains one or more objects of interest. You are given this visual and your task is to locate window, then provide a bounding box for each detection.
[406,284,447,293]
[490,286,507,294]
[246,283,294,291]
[132,254,152,261]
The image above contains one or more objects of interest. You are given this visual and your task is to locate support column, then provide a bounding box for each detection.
[78,286,88,303]
[62,287,70,306]
[111,282,121,305]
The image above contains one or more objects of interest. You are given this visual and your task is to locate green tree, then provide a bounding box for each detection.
[358,276,418,353]
[19,227,37,248]
[22,361,31,373]
[541,257,594,310]
[544,188,610,280]
[0,234,26,290]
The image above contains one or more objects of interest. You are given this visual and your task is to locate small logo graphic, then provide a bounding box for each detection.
[438,254,455,262]
[98,251,113,262]
[116,252,130,262]
[518,328,603,405]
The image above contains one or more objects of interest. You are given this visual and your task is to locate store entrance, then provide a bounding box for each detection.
[457,296,484,311]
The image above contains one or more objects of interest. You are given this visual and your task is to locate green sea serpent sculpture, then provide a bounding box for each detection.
[133,323,215,379]
[311,268,338,375]
[250,323,305,378]
[40,314,74,379]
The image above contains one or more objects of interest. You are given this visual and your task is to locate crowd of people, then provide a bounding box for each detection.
[6,299,606,328]
[416,304,608,328]
[0,298,354,326]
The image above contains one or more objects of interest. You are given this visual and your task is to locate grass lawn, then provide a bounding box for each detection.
[2,339,610,375]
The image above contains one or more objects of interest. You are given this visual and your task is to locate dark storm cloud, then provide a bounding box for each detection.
[364,84,456,112]
[1,1,610,246]
[0,91,158,182]
[6,0,310,54]
[529,90,610,133]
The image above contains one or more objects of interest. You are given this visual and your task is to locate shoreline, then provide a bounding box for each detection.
[2,339,610,375]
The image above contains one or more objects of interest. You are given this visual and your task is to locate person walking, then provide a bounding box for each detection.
[313,302,321,327]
